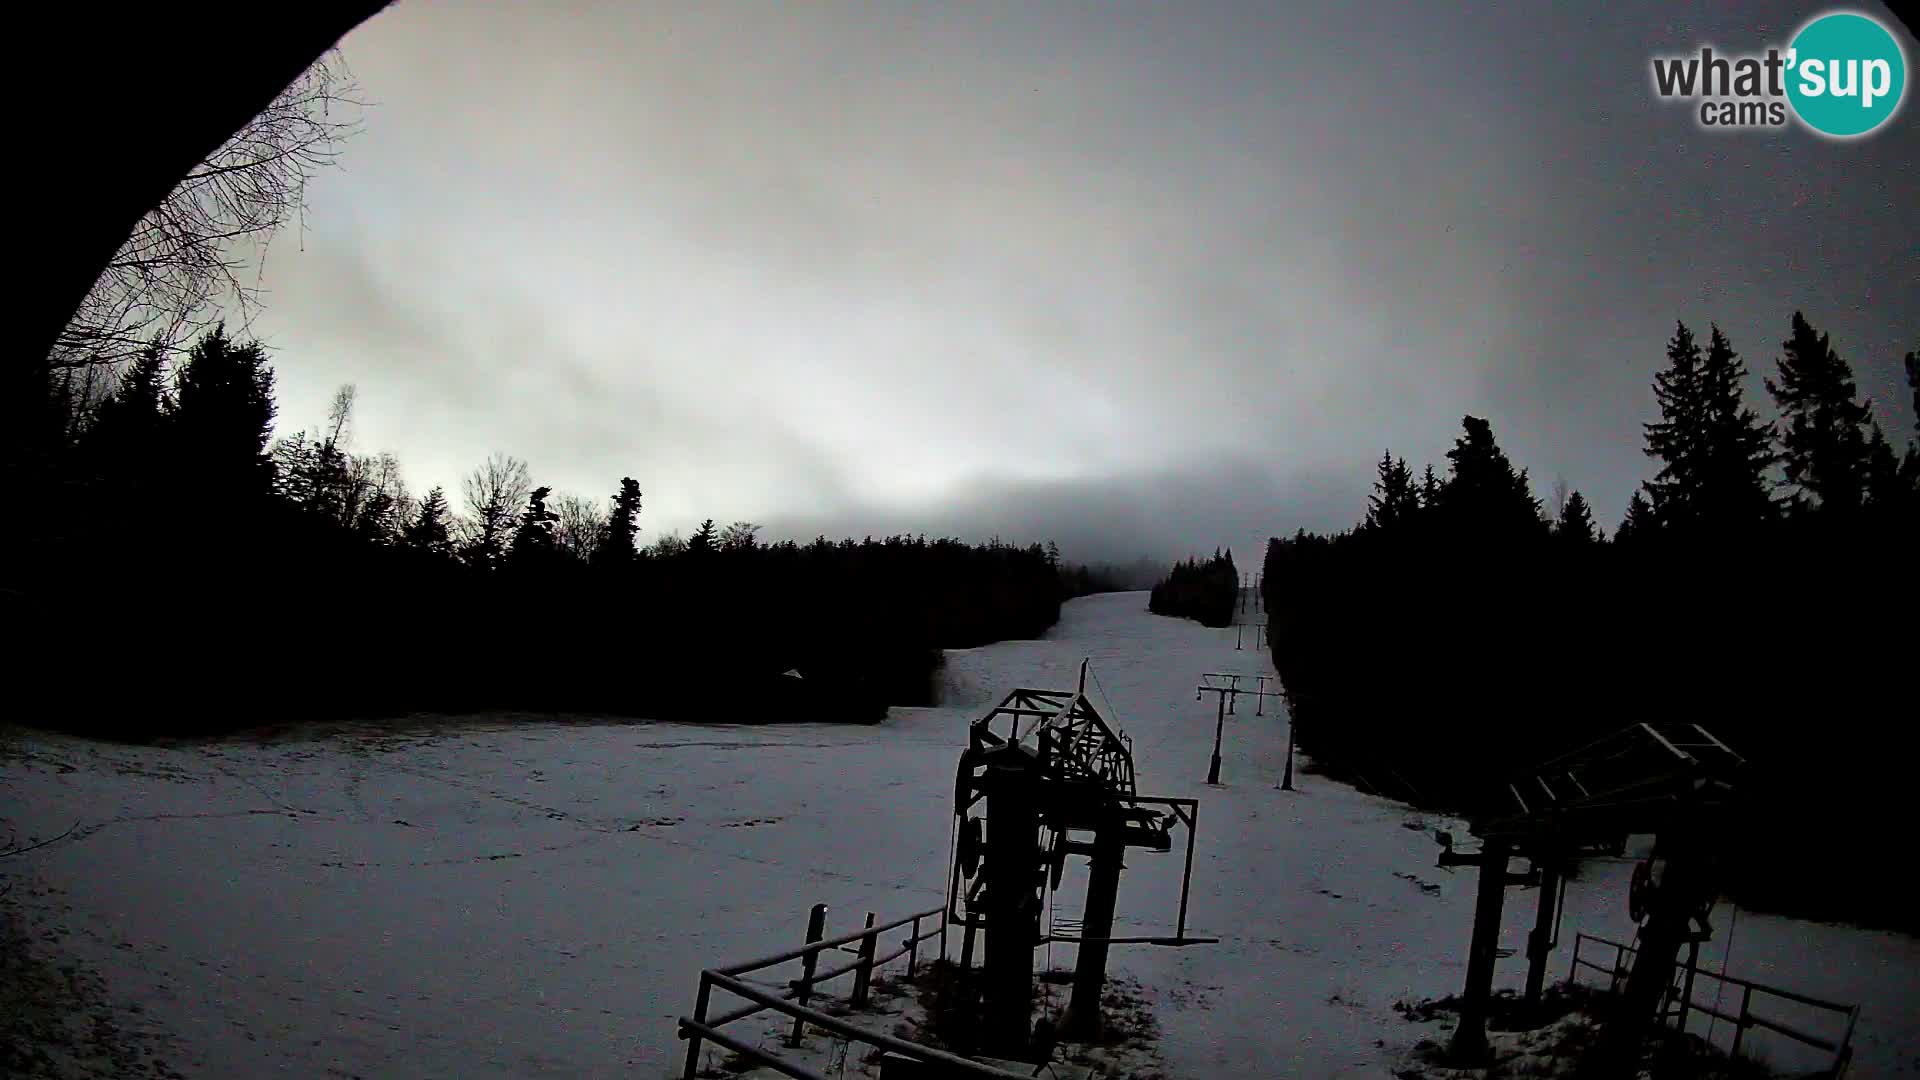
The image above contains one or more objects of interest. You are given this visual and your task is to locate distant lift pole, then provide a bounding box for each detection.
[1232,621,1269,651]
[1195,673,1281,785]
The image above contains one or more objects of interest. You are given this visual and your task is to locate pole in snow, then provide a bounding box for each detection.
[1197,674,1279,787]
[1279,717,1296,791]
[1207,690,1227,785]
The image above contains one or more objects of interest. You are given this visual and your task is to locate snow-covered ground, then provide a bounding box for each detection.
[2,591,1915,1077]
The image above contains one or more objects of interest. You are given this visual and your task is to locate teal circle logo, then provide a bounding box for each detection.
[1786,11,1907,137]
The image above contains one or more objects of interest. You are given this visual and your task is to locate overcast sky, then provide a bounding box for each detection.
[247,1,1920,565]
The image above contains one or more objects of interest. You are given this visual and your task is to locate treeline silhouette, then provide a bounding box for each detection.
[1148,550,1239,627]
[1262,312,1918,931]
[6,327,1103,737]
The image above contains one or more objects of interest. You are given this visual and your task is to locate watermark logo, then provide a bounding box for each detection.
[1787,12,1906,135]
[1650,9,1907,138]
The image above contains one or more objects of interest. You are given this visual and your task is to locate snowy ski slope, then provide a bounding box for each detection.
[2,591,1914,1077]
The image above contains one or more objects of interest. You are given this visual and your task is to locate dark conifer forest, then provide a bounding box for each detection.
[4,327,1119,737]
[1147,551,1240,627]
[1261,313,1919,932]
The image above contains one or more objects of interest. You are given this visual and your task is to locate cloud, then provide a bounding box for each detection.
[242,0,1918,547]
[761,456,1365,568]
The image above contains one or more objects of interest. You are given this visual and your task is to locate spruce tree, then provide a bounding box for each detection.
[1695,324,1778,530]
[1556,490,1599,544]
[1419,464,1442,511]
[1898,447,1920,530]
[1864,425,1897,498]
[352,486,398,545]
[596,477,642,566]
[1901,347,1920,508]
[172,324,277,500]
[1643,321,1706,528]
[83,345,171,482]
[1437,415,1544,541]
[1365,451,1420,532]
[1862,422,1920,522]
[1906,350,1918,433]
[510,486,560,567]
[270,433,318,508]
[688,517,719,555]
[91,346,169,438]
[1616,489,1656,545]
[1766,312,1874,514]
[404,486,453,555]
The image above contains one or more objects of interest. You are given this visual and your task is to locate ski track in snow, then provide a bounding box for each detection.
[2,592,1916,1078]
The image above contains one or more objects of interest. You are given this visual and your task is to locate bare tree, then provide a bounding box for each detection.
[646,530,688,558]
[321,384,357,450]
[269,384,410,541]
[310,384,359,521]
[460,453,533,568]
[350,450,412,541]
[554,493,609,563]
[719,521,762,552]
[50,53,365,371]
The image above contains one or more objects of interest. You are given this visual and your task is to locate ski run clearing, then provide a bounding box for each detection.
[3,591,1916,1078]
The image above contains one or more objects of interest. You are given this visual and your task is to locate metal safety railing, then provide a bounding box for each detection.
[678,901,1028,1080]
[1567,932,1860,1077]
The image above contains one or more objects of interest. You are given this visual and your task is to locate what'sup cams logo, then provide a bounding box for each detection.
[1651,10,1908,137]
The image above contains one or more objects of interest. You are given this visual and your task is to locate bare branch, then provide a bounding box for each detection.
[553,493,609,562]
[461,453,533,568]
[49,51,366,372]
